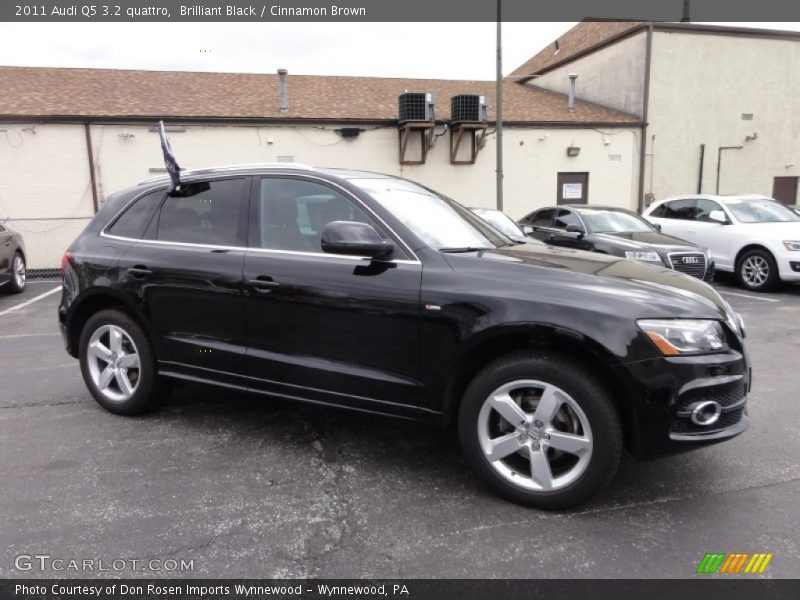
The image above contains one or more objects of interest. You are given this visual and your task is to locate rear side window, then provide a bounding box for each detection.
[156,179,247,246]
[106,189,164,239]
[530,208,556,228]
[662,199,696,220]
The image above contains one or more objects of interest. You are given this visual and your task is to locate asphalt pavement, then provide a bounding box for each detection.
[0,277,798,578]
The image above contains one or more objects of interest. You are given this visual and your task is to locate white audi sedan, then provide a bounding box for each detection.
[644,194,800,291]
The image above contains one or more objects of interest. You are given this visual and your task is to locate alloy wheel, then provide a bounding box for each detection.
[13,255,25,289]
[86,324,141,402]
[741,255,769,287]
[477,379,593,491]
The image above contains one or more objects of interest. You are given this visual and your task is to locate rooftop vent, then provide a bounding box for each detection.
[450,95,488,125]
[398,92,436,124]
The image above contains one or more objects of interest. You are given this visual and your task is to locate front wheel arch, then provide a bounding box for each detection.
[734,245,779,291]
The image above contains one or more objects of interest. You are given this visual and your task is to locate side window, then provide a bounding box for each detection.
[257,178,377,252]
[648,203,666,218]
[662,199,696,220]
[106,189,164,239]
[695,199,723,222]
[552,209,582,230]
[156,179,246,245]
[530,208,556,228]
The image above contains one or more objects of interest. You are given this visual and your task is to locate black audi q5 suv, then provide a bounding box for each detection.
[59,165,750,509]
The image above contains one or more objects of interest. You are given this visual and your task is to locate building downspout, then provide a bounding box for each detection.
[637,23,653,213]
[84,123,99,214]
[495,0,503,212]
[697,143,705,193]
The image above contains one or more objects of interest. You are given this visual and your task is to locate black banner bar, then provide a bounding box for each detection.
[3,579,800,600]
[4,0,800,22]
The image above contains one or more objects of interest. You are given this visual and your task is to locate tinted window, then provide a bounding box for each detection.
[107,189,164,239]
[695,199,724,222]
[156,179,246,245]
[552,209,582,230]
[662,199,696,220]
[530,208,556,228]
[257,178,376,252]
[648,203,666,217]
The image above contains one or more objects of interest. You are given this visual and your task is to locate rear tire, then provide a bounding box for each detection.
[458,350,622,510]
[736,248,778,292]
[79,309,166,415]
[3,252,26,294]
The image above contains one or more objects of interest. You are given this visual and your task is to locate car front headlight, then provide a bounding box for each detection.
[782,240,800,251]
[638,319,728,355]
[625,250,663,264]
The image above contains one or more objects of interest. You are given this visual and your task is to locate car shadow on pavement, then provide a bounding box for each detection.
[129,381,733,515]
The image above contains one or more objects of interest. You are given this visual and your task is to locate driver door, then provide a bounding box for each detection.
[242,176,422,414]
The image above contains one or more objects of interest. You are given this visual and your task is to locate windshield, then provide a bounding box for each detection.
[472,209,525,238]
[350,178,511,250]
[579,209,654,233]
[726,199,800,223]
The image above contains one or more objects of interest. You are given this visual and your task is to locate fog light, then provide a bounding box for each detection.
[690,400,722,426]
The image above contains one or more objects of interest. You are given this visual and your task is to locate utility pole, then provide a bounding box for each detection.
[496,0,504,211]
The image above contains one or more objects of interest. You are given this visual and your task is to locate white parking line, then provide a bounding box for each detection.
[0,286,61,316]
[717,289,779,302]
[0,332,60,339]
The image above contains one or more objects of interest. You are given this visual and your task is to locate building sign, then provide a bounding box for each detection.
[562,183,583,199]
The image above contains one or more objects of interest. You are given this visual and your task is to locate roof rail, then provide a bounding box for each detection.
[137,162,315,185]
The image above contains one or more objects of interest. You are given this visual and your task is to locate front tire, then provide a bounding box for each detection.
[458,351,622,509]
[736,248,778,292]
[79,309,166,415]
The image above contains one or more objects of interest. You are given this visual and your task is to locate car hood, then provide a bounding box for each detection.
[445,243,729,319]
[594,230,698,250]
[734,221,800,237]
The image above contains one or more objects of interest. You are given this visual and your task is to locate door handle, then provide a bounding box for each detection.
[248,276,280,294]
[2,241,9,246]
[127,266,153,277]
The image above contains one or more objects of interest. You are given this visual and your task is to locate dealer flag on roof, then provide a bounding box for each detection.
[158,120,181,191]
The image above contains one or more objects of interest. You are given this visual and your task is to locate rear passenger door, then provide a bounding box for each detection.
[647,199,697,241]
[523,208,557,243]
[242,176,422,414]
[114,178,250,385]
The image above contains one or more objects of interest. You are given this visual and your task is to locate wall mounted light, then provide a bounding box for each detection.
[566,145,581,157]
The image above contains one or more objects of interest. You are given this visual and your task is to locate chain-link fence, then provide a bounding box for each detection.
[3,217,93,278]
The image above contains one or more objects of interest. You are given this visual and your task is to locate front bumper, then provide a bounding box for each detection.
[613,349,750,459]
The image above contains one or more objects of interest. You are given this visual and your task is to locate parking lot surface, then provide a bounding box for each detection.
[1,277,799,578]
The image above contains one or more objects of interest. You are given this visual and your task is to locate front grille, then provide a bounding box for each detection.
[670,383,747,437]
[668,252,707,279]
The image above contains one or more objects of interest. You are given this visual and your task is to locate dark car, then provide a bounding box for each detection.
[469,208,532,243]
[518,205,714,281]
[0,221,26,294]
[59,166,749,509]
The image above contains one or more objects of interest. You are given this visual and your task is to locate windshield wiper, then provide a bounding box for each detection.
[438,246,492,253]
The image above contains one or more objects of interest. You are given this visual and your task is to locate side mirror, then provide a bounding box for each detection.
[654,223,662,232]
[708,210,728,224]
[321,221,394,258]
[565,223,585,238]
[522,225,534,235]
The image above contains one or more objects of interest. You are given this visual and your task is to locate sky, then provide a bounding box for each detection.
[0,22,798,80]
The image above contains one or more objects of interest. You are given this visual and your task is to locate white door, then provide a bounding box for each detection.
[692,199,734,271]
[648,198,697,242]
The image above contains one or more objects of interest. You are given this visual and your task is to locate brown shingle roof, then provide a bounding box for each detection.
[0,66,638,124]
[508,20,646,81]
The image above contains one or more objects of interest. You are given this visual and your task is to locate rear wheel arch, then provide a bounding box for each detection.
[67,291,153,358]
[441,326,637,449]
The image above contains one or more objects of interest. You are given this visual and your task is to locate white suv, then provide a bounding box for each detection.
[644,194,800,292]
